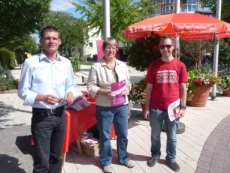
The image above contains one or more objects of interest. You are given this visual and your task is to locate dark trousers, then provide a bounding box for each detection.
[31,106,66,173]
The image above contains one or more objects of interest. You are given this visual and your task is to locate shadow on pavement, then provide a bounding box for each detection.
[0,154,26,173]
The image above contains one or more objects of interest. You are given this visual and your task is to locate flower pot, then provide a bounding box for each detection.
[223,85,230,97]
[187,86,211,107]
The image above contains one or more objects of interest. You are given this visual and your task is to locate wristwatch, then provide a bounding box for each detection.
[180,105,186,110]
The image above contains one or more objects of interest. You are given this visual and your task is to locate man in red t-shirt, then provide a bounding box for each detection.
[144,35,188,172]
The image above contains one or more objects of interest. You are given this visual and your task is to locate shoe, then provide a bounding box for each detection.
[124,161,135,168]
[147,157,158,167]
[166,160,180,172]
[102,165,112,173]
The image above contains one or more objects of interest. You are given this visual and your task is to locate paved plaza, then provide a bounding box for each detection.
[0,64,230,173]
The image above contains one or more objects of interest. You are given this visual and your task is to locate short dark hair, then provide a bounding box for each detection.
[102,37,118,51]
[159,34,175,44]
[40,26,60,39]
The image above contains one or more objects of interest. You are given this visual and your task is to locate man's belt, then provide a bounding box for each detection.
[33,106,65,116]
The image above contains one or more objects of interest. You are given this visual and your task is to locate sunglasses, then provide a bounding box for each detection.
[159,45,172,49]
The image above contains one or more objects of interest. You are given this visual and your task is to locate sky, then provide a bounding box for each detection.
[50,0,81,18]
[32,0,81,42]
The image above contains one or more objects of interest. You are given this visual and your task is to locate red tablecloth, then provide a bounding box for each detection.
[63,103,116,153]
[66,103,97,145]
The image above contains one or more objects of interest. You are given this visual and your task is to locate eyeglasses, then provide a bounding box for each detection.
[159,45,172,49]
[105,47,117,51]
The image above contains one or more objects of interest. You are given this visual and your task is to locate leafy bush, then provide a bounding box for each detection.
[70,59,81,72]
[126,33,161,71]
[0,48,16,70]
[0,72,19,91]
[128,78,146,104]
[217,70,230,92]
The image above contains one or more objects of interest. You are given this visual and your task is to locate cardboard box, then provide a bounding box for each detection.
[80,142,99,151]
[82,147,99,157]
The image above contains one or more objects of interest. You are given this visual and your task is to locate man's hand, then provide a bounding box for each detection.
[43,94,61,105]
[178,109,185,118]
[143,110,150,120]
[64,92,74,106]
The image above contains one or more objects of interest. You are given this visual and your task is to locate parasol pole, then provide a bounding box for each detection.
[175,0,180,59]
[211,0,222,100]
[103,0,111,39]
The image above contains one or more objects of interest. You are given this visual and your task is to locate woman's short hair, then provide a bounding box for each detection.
[159,34,175,44]
[102,37,119,51]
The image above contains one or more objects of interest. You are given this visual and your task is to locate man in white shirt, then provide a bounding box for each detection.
[18,26,77,173]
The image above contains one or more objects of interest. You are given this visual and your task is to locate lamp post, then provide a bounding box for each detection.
[103,0,110,39]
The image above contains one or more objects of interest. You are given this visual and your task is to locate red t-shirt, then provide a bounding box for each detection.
[146,58,188,109]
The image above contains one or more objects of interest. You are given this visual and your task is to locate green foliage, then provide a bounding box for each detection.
[79,62,93,66]
[200,0,230,22]
[0,48,16,70]
[180,39,216,71]
[40,11,88,53]
[71,60,81,72]
[217,70,230,92]
[71,0,158,42]
[128,78,146,104]
[126,33,161,71]
[218,39,230,65]
[0,0,51,48]
[187,63,221,100]
[0,72,19,91]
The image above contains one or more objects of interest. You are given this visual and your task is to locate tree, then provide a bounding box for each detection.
[200,0,230,22]
[218,38,230,65]
[180,39,217,71]
[71,0,157,42]
[40,11,89,57]
[0,0,51,48]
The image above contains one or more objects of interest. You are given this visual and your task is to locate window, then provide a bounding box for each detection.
[150,0,161,16]
[163,5,174,14]
[182,0,197,12]
[89,42,93,48]
[163,0,174,4]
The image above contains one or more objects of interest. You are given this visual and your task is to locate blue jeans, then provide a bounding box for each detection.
[149,108,179,161]
[96,105,130,166]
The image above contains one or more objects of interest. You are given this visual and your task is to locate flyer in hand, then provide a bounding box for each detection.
[65,96,90,111]
[111,79,126,106]
[167,99,180,121]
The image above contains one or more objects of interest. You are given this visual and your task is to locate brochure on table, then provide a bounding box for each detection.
[167,99,180,121]
[111,79,126,106]
[65,96,90,111]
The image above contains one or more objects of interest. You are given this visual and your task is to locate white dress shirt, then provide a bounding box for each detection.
[18,52,78,109]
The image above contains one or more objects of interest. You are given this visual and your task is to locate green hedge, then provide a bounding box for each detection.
[0,48,16,70]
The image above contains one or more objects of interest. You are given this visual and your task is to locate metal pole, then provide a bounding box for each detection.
[211,0,222,100]
[175,0,180,58]
[103,0,110,39]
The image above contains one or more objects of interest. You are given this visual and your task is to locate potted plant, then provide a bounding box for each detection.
[187,63,221,107]
[217,70,230,96]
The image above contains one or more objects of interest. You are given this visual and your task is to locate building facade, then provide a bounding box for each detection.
[150,0,212,17]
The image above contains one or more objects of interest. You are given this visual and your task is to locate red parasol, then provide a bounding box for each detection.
[124,13,230,40]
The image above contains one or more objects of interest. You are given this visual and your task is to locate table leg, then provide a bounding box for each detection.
[69,139,82,155]
[61,153,66,166]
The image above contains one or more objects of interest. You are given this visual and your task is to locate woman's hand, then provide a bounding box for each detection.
[122,85,130,96]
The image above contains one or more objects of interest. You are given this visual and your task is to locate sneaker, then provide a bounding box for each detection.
[147,157,158,167]
[166,160,180,172]
[102,165,112,173]
[123,160,135,168]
